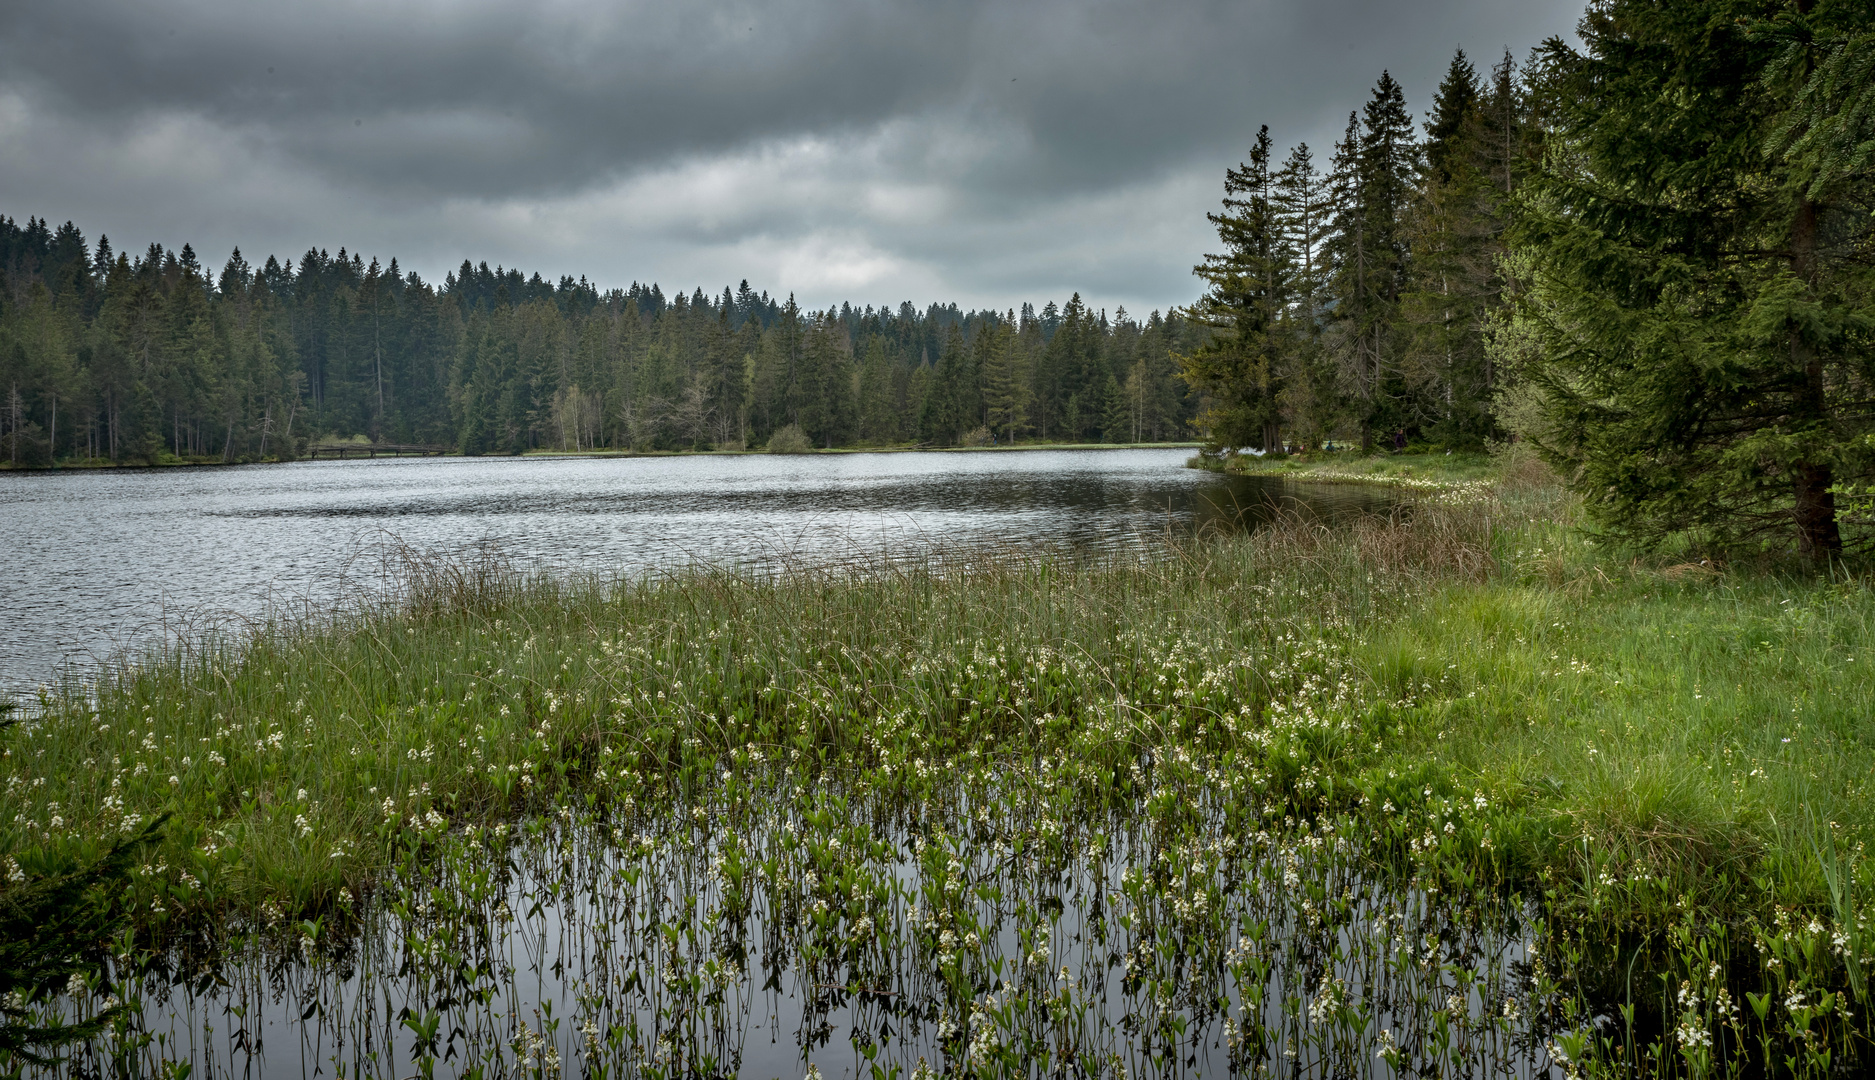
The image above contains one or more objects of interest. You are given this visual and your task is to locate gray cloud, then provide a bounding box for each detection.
[0,0,1584,314]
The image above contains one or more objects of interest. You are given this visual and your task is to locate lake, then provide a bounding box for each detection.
[0,449,1386,696]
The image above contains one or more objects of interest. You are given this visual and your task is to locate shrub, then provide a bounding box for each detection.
[766,424,813,454]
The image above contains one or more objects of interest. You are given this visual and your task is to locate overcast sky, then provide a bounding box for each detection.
[0,0,1583,316]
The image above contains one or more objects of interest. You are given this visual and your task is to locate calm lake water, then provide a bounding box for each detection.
[0,448,1386,696]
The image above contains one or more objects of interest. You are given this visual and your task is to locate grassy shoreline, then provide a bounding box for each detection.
[5,472,1874,1066]
[524,440,1205,458]
[1192,447,1511,491]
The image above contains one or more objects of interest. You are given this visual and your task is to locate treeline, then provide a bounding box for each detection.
[1192,0,1875,556]
[1182,50,1525,455]
[0,227,1203,465]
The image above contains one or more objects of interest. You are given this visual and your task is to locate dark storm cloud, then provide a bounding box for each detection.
[3,1,976,199]
[0,0,1583,311]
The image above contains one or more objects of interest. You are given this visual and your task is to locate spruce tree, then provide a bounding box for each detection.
[1510,0,1875,556]
[979,320,1027,442]
[1183,125,1289,453]
[856,337,897,444]
[1424,49,1479,183]
[1100,374,1130,443]
[1274,142,1335,446]
[1325,73,1422,451]
[1402,48,1508,447]
[704,306,745,446]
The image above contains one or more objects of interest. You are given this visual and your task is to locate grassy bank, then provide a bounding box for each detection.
[4,474,1874,1069]
[1197,447,1514,491]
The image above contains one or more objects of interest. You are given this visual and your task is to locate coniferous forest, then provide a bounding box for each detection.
[0,230,1204,464]
[1186,3,1875,557]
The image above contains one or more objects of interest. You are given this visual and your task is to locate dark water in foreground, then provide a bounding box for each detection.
[44,790,1552,1080]
[0,449,1388,696]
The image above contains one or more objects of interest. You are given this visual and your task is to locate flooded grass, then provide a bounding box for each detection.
[5,488,1875,1075]
[41,776,1555,1079]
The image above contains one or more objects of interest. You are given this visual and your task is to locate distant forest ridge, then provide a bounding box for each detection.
[0,216,1205,464]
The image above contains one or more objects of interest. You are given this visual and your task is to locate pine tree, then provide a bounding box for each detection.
[921,323,972,444]
[1325,73,1422,450]
[1182,125,1289,453]
[704,306,745,446]
[1274,142,1335,446]
[1509,0,1875,557]
[856,336,898,444]
[1424,50,1479,183]
[1401,48,1508,447]
[979,320,1027,443]
[1099,374,1130,443]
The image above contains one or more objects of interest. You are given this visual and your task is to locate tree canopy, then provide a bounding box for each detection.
[0,235,1202,465]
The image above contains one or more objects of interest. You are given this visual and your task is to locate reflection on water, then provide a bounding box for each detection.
[0,450,1390,695]
[44,780,1550,1080]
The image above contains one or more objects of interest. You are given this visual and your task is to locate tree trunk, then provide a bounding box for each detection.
[1789,197,1841,560]
[1794,462,1839,559]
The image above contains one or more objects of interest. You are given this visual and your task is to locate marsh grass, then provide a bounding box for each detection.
[0,509,1430,917]
[4,475,1875,1075]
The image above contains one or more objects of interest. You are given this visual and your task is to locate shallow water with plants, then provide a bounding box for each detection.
[5,478,1874,1077]
[38,778,1554,1079]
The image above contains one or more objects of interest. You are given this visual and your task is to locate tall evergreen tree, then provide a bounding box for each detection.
[704,306,746,446]
[1401,48,1509,447]
[1274,142,1335,446]
[1508,0,1875,556]
[855,336,899,444]
[1424,49,1479,183]
[1183,125,1289,453]
[1326,73,1422,450]
[979,319,1027,442]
